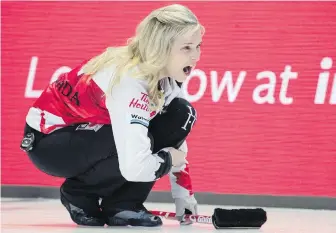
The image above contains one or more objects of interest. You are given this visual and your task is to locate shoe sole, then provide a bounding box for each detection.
[107,216,162,227]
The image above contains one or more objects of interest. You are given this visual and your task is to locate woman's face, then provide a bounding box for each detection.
[163,27,203,82]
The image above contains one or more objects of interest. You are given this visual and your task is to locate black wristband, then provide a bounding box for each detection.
[155,150,172,179]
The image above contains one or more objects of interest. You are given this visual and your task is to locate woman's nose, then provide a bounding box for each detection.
[191,50,201,62]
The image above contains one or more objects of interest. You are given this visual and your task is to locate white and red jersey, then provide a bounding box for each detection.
[25,60,194,198]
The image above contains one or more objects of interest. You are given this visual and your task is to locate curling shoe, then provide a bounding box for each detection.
[60,191,105,226]
[104,205,162,227]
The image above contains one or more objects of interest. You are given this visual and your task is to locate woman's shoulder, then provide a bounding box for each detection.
[91,64,149,93]
[120,67,149,89]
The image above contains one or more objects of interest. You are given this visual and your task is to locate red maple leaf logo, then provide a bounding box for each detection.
[173,167,193,196]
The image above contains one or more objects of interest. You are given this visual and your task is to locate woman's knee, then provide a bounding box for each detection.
[167,97,197,134]
[147,97,197,152]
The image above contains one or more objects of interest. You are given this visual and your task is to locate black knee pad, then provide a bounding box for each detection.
[165,98,197,134]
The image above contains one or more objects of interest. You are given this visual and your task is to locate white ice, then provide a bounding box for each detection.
[1,198,336,233]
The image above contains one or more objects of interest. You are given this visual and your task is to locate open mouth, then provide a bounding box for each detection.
[183,66,192,76]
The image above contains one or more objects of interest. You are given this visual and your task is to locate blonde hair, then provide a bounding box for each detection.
[82,4,204,111]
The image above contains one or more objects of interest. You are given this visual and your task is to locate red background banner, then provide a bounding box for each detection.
[2,2,336,197]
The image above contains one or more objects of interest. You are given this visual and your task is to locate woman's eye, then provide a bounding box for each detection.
[183,46,191,51]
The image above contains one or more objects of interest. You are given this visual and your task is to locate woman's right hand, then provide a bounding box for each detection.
[168,148,188,167]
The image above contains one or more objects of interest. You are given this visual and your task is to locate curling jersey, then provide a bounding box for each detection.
[25,61,193,198]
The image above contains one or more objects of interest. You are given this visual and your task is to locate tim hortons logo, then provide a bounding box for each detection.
[129,92,150,112]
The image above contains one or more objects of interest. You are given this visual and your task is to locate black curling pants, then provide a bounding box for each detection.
[24,98,197,215]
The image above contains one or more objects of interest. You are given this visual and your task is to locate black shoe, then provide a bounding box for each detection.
[60,192,105,226]
[104,207,162,227]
